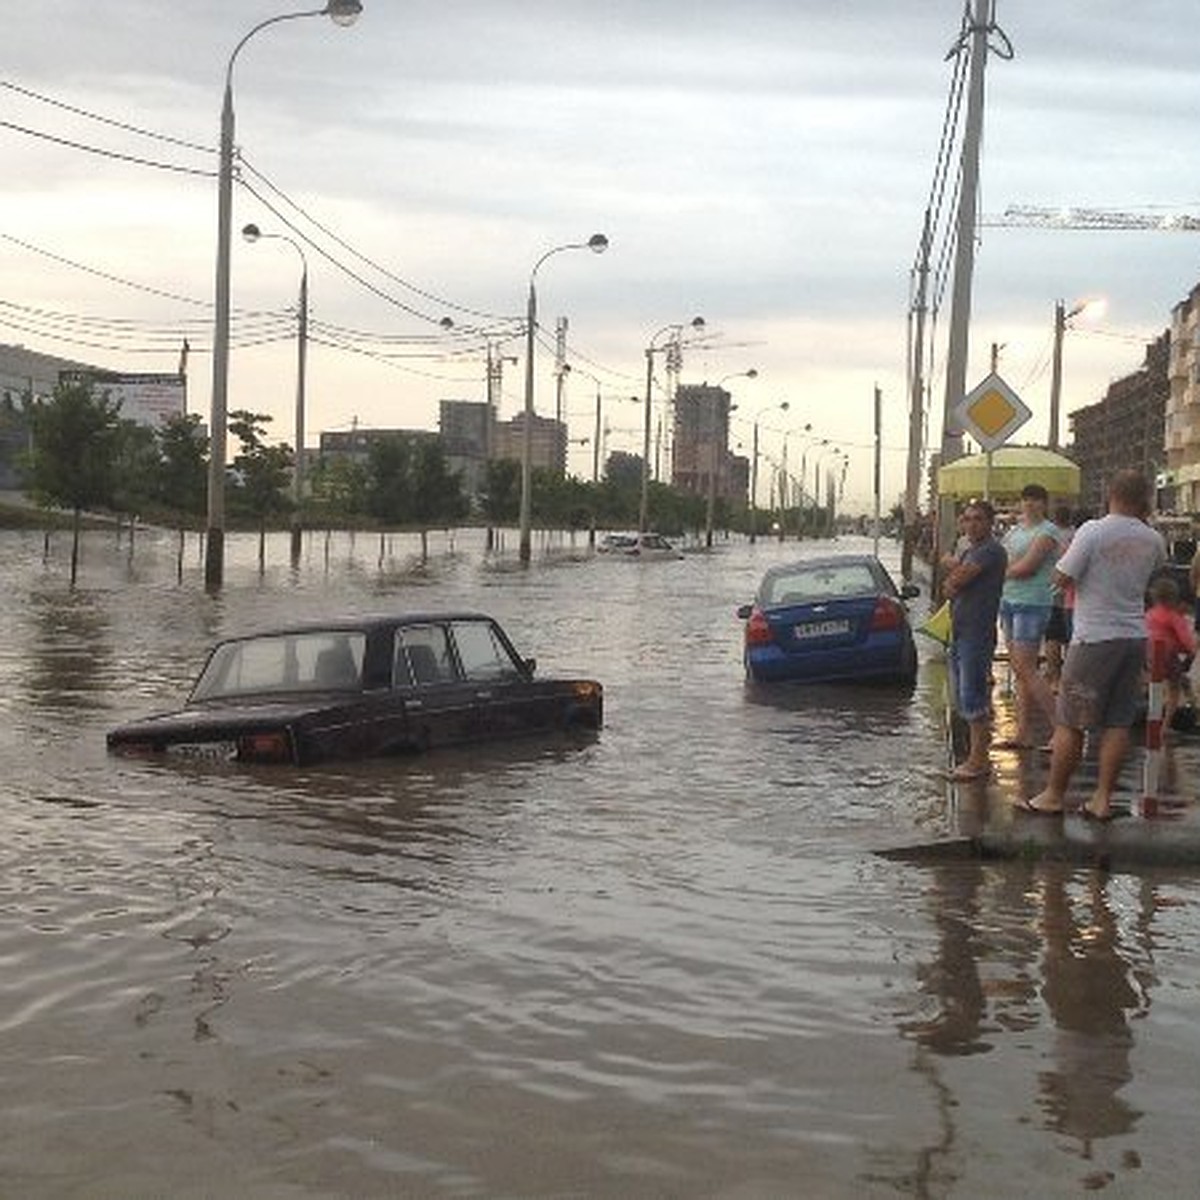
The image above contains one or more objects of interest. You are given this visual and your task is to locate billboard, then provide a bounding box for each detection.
[59,369,187,428]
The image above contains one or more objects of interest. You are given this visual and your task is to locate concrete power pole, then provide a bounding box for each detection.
[936,0,1000,580]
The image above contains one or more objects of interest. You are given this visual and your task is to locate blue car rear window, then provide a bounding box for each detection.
[765,565,877,606]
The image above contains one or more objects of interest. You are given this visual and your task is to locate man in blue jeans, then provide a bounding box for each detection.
[941,499,1008,780]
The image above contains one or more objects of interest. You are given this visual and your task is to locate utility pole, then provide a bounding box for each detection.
[902,209,932,583]
[1048,300,1066,452]
[554,317,569,476]
[937,0,997,581]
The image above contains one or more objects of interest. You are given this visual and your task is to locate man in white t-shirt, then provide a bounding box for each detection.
[1018,470,1166,819]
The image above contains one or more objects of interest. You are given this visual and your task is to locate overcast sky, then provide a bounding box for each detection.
[4,1,1200,508]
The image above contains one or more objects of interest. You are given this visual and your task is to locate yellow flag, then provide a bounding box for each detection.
[917,600,952,646]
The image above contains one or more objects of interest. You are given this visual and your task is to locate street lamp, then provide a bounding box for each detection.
[518,233,608,565]
[1048,296,1105,452]
[704,369,756,548]
[640,316,705,536]
[204,0,363,591]
[242,222,308,566]
[748,398,788,544]
[811,443,843,536]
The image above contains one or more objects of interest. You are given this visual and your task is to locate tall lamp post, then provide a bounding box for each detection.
[810,442,840,537]
[519,233,608,565]
[705,369,756,548]
[640,316,705,536]
[1048,296,1104,452]
[748,399,789,544]
[242,222,308,566]
[205,0,362,591]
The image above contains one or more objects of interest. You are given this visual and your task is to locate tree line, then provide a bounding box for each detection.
[9,379,815,582]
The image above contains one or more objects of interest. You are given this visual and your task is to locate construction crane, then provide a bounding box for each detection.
[983,205,1200,231]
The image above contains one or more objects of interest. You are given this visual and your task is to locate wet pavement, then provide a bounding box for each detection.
[895,656,1200,869]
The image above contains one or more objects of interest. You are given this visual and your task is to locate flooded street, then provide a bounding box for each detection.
[3,527,1200,1198]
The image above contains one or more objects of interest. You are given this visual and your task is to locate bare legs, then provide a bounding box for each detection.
[1008,641,1057,744]
[1023,724,1129,817]
[964,716,991,775]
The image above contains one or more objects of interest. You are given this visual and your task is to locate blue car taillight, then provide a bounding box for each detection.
[870,597,904,632]
[745,607,772,646]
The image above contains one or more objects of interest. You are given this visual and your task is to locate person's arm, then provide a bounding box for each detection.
[1175,610,1197,655]
[942,557,983,599]
[1006,531,1057,580]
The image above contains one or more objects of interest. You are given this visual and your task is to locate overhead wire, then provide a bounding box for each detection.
[1,77,635,391]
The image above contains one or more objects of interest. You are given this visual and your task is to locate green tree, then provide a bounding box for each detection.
[410,438,466,559]
[111,420,160,527]
[228,410,293,567]
[24,380,123,585]
[482,458,520,526]
[154,413,208,524]
[365,434,414,526]
[309,453,369,523]
[154,414,209,579]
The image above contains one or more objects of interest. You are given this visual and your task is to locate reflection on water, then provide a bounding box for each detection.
[3,528,1200,1196]
[895,856,1193,1193]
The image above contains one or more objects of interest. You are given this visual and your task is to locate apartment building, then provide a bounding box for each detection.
[1068,332,1168,514]
[1166,283,1200,513]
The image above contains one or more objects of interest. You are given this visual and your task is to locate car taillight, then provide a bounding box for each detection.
[870,597,903,632]
[236,731,293,763]
[745,607,772,646]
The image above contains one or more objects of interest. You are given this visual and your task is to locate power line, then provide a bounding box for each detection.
[0,79,212,153]
[0,117,214,176]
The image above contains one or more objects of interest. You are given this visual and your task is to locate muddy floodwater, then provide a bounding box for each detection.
[2,527,1199,1198]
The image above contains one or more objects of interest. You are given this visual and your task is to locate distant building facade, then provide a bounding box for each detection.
[0,343,95,489]
[1166,284,1200,513]
[672,383,743,501]
[1068,332,1168,514]
[439,399,491,499]
[492,412,567,476]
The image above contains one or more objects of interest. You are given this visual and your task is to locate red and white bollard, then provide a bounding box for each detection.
[1139,637,1168,819]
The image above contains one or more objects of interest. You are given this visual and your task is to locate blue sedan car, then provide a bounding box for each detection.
[737,554,920,685]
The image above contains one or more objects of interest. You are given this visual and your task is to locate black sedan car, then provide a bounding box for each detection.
[107,612,603,766]
[737,554,920,685]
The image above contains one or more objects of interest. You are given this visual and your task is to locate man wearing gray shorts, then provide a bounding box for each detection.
[1019,470,1166,819]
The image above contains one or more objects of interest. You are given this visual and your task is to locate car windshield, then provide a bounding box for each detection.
[191,631,366,700]
[763,563,879,606]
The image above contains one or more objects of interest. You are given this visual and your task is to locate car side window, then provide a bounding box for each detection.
[451,620,523,682]
[393,624,455,687]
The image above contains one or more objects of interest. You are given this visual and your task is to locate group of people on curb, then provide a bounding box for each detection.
[939,469,1179,821]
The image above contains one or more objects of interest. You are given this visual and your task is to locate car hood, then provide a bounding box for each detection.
[108,694,358,741]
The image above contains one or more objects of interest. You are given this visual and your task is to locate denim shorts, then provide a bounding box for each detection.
[1000,600,1052,647]
[949,636,995,722]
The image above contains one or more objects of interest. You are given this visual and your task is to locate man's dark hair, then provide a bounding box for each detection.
[963,499,995,523]
[1109,469,1151,516]
[1020,483,1049,503]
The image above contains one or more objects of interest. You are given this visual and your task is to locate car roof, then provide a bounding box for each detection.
[763,554,883,576]
[217,611,500,643]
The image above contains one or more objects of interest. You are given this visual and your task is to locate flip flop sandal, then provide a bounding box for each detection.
[1012,798,1064,817]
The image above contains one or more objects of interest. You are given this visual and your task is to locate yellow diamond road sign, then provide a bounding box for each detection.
[952,372,1031,452]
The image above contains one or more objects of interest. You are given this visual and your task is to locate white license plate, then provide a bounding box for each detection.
[795,619,850,639]
[167,740,238,761]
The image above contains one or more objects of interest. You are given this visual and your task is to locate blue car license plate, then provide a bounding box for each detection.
[795,619,850,639]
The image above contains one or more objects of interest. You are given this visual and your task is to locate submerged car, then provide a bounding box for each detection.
[107,612,603,766]
[737,554,920,685]
[597,532,684,559]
